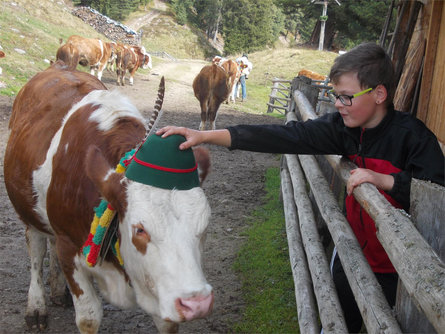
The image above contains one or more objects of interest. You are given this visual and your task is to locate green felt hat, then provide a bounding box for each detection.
[125,134,199,190]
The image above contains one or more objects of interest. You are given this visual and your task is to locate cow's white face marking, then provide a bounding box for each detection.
[119,181,212,321]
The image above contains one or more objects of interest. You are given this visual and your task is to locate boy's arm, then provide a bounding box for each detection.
[157,126,231,150]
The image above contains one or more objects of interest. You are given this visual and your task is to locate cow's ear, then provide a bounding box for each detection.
[85,145,127,213]
[193,147,211,186]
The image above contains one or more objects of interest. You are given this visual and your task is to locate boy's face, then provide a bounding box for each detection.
[332,72,385,129]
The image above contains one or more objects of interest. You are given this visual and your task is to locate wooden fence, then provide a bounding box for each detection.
[280,76,445,333]
[267,78,291,114]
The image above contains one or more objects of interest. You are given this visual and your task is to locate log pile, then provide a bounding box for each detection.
[72,7,141,46]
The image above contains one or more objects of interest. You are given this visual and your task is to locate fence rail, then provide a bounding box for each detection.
[279,76,445,333]
[267,78,291,114]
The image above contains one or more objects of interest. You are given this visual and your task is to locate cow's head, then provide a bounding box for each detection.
[139,46,152,70]
[84,135,213,324]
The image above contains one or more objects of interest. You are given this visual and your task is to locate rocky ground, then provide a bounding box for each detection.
[0,59,283,333]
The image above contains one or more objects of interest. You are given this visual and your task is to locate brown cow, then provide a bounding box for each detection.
[4,61,214,333]
[193,64,231,130]
[212,57,241,103]
[298,69,327,82]
[116,44,152,86]
[56,35,116,81]
[0,50,5,77]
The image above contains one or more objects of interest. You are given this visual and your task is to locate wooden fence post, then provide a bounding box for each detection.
[281,162,320,334]
[284,154,348,333]
[395,179,445,333]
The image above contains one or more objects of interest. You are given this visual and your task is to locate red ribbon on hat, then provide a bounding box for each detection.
[133,155,197,173]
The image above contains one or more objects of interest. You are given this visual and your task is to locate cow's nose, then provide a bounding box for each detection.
[175,292,214,321]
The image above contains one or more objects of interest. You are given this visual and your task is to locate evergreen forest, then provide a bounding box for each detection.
[72,0,395,55]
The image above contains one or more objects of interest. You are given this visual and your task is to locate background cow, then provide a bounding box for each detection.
[4,61,213,333]
[116,44,152,86]
[193,64,231,130]
[298,68,327,82]
[56,35,115,81]
[212,56,240,103]
[0,50,5,77]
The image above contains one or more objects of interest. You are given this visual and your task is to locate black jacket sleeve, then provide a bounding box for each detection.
[227,113,351,155]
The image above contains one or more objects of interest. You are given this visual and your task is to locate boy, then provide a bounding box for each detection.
[157,42,445,332]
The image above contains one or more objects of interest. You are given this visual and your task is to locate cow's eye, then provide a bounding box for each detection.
[133,223,148,237]
[132,223,151,254]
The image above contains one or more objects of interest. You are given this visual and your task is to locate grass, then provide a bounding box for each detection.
[0,0,110,96]
[233,167,300,333]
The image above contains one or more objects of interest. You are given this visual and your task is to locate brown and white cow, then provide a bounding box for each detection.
[212,56,241,103]
[0,50,5,77]
[56,35,116,81]
[193,64,231,131]
[4,61,213,333]
[116,44,152,86]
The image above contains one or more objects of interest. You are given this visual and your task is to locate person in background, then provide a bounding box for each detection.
[235,53,253,102]
[157,42,445,332]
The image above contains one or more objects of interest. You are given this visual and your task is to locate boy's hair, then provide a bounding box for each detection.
[329,42,396,102]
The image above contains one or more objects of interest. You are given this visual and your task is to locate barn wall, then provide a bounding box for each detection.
[418,1,445,147]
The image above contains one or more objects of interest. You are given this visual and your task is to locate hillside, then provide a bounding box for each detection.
[0,0,338,100]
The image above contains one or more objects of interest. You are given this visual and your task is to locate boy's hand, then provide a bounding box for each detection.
[157,126,203,150]
[347,168,394,195]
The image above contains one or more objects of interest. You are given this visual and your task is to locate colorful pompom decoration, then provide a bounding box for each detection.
[81,149,135,267]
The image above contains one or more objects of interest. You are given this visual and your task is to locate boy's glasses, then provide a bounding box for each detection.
[329,87,373,106]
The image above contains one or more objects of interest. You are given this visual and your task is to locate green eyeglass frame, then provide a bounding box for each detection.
[329,87,373,106]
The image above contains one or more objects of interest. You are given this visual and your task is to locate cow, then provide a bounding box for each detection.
[0,50,5,77]
[193,63,231,131]
[56,35,116,81]
[4,61,213,334]
[211,56,240,103]
[116,44,152,86]
[298,69,327,82]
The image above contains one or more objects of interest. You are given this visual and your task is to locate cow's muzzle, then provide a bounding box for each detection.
[175,291,214,321]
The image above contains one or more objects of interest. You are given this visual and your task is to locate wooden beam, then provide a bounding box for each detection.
[298,154,402,333]
[281,163,320,334]
[417,0,442,123]
[284,155,348,333]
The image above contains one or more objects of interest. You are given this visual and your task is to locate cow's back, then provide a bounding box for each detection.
[5,61,107,232]
[193,64,229,101]
[5,61,146,238]
[66,35,98,65]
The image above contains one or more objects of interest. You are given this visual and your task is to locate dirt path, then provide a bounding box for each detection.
[125,0,167,32]
[0,59,282,333]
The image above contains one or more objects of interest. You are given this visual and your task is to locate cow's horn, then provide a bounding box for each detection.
[146,76,165,137]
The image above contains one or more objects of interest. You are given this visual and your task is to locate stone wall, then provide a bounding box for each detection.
[72,7,141,45]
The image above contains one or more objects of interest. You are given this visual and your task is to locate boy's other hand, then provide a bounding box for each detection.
[347,168,395,195]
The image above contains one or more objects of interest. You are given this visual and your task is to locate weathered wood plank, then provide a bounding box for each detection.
[328,156,445,333]
[396,179,445,333]
[284,154,347,333]
[280,163,319,334]
[298,154,402,334]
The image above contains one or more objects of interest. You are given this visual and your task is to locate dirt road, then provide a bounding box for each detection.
[0,59,282,333]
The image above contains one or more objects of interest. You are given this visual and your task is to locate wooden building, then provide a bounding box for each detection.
[386,0,445,151]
